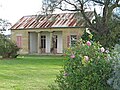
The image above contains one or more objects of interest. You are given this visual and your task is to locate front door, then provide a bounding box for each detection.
[41,35,46,53]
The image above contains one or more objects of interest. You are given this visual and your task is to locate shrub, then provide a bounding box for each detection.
[52,39,113,90]
[107,44,120,90]
[0,34,20,58]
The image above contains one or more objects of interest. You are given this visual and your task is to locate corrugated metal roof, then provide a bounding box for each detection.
[11,12,94,30]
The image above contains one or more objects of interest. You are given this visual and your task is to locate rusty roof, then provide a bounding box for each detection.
[11,12,94,30]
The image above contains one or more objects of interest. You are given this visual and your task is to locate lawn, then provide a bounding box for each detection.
[0,55,64,90]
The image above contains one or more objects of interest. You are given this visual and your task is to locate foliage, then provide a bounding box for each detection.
[107,44,120,90]
[42,0,120,48]
[0,34,20,58]
[91,14,120,48]
[82,18,120,48]
[50,38,113,90]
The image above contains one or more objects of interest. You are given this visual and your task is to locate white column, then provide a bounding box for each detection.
[37,32,40,54]
[49,31,53,53]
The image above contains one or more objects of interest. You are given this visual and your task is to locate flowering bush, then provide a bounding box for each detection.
[52,39,113,90]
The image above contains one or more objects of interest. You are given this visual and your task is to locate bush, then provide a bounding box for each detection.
[107,44,120,90]
[51,39,113,90]
[0,34,20,58]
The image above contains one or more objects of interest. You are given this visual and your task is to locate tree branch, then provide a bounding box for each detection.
[110,0,120,10]
[64,0,78,9]
[56,6,80,11]
[79,1,98,34]
[56,0,85,12]
[91,0,104,5]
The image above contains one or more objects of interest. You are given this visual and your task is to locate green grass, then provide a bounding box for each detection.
[0,56,64,90]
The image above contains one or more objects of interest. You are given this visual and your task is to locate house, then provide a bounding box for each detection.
[10,12,93,54]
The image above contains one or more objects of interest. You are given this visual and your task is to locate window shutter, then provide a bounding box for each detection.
[16,36,22,48]
[67,35,70,47]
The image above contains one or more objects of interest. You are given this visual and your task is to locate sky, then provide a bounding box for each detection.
[0,0,42,25]
[0,0,103,25]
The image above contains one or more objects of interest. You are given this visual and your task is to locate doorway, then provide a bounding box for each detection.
[41,35,46,53]
[52,35,57,54]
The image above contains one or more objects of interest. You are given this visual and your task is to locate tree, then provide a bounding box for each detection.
[0,34,20,59]
[42,0,120,48]
[0,19,11,35]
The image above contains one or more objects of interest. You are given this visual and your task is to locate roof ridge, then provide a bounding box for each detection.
[23,11,93,17]
[21,12,82,17]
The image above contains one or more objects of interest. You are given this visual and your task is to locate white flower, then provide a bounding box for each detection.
[84,56,89,61]
[100,47,105,52]
[105,50,109,53]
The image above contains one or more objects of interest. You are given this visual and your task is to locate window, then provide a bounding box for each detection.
[16,36,22,48]
[41,35,46,48]
[70,35,77,47]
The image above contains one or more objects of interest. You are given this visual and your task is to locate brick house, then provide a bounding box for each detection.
[11,12,93,54]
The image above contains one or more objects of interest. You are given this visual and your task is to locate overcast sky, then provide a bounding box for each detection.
[0,0,104,25]
[0,0,42,24]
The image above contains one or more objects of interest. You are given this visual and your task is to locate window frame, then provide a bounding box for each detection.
[70,35,77,47]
